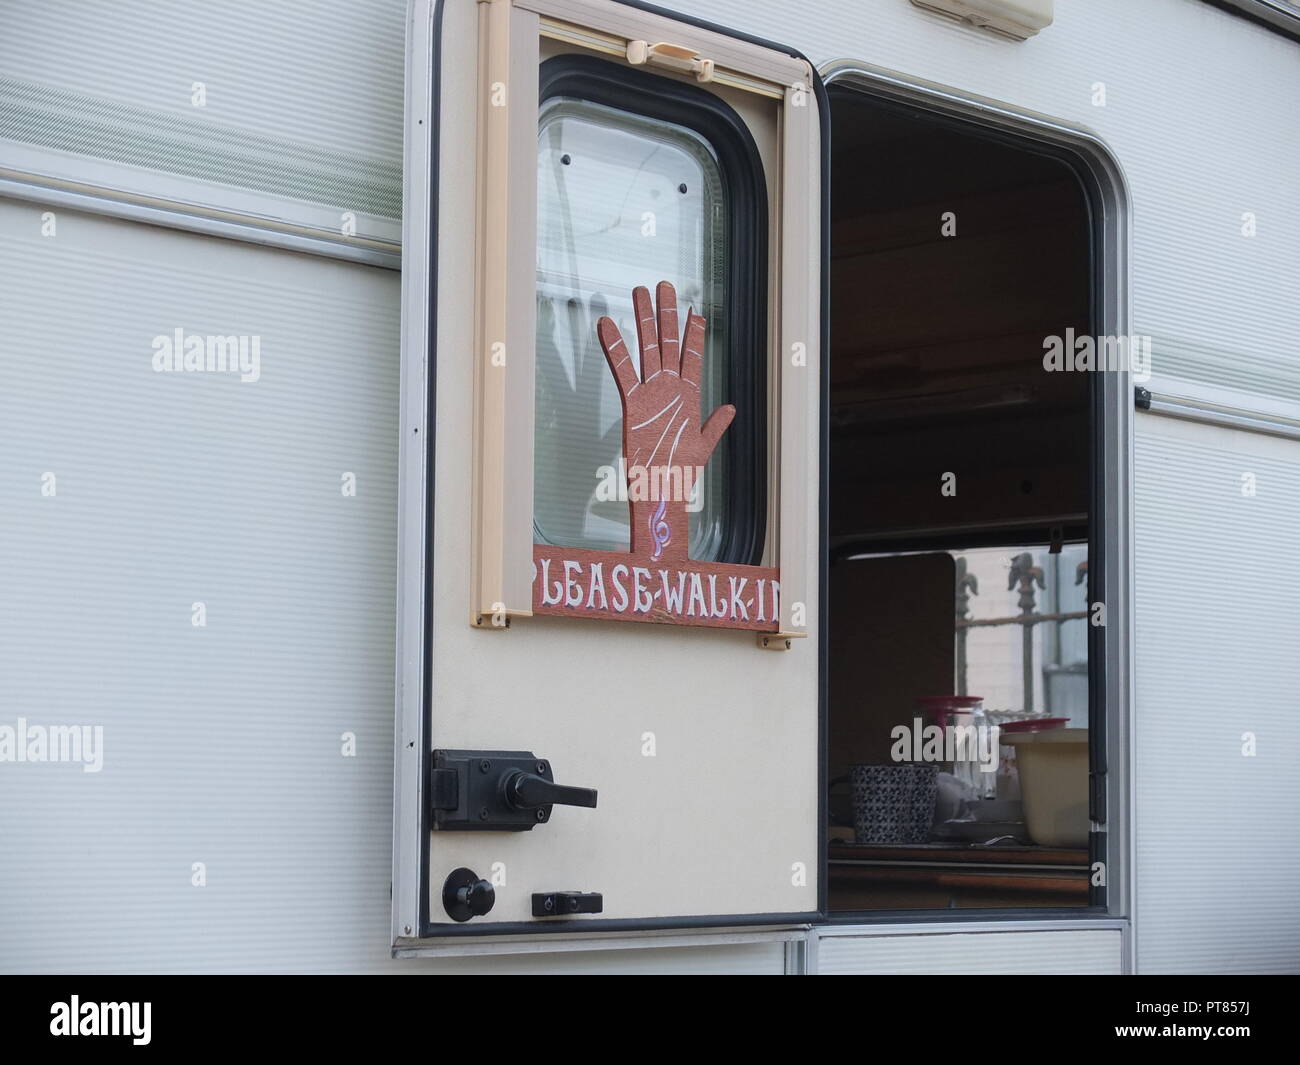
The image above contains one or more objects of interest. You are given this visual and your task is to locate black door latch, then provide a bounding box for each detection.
[532,891,603,918]
[430,749,598,831]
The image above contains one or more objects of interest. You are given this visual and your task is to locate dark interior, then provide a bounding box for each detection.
[829,89,1091,551]
[826,86,1096,912]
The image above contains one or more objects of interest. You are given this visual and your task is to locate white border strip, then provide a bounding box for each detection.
[391,0,436,943]
[395,926,809,959]
[1143,375,1300,441]
[1,139,400,268]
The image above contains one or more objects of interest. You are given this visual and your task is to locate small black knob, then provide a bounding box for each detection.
[442,867,495,922]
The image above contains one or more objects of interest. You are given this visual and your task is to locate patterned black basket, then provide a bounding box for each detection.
[849,764,938,844]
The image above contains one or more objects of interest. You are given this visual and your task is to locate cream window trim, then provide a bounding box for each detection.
[515,0,809,88]
[538,18,789,99]
[471,0,540,625]
[774,80,817,642]
[469,0,819,638]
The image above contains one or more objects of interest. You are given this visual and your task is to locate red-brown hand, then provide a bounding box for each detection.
[596,282,734,563]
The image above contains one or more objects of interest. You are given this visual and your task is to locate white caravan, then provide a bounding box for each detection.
[2,0,1297,974]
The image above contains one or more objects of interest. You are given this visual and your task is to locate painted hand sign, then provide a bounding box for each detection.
[596,282,734,564]
[532,281,780,631]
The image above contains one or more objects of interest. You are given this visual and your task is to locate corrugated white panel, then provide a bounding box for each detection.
[392,942,784,974]
[0,199,406,973]
[686,0,1300,406]
[818,930,1123,975]
[1134,414,1300,974]
[0,0,405,233]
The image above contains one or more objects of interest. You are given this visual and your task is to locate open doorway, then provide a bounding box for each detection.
[825,82,1101,912]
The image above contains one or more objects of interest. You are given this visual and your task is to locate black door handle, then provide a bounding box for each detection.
[430,750,597,830]
[504,770,598,810]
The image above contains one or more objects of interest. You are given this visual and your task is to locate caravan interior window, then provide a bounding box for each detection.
[532,57,768,566]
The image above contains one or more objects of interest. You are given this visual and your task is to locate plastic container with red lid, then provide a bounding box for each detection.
[998,716,1070,734]
[915,695,986,716]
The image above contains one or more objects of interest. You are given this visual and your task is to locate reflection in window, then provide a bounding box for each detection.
[955,544,1090,726]
[534,97,730,558]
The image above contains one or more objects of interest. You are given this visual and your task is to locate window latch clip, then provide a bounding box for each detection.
[626,40,715,83]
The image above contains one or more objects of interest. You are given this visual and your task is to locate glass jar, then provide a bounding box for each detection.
[916,695,997,800]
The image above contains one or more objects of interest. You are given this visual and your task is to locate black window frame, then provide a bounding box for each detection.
[537,53,769,567]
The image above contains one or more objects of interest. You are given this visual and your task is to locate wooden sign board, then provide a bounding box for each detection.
[532,281,779,633]
[534,548,780,630]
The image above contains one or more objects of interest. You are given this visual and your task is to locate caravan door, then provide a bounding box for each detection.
[393,0,826,938]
